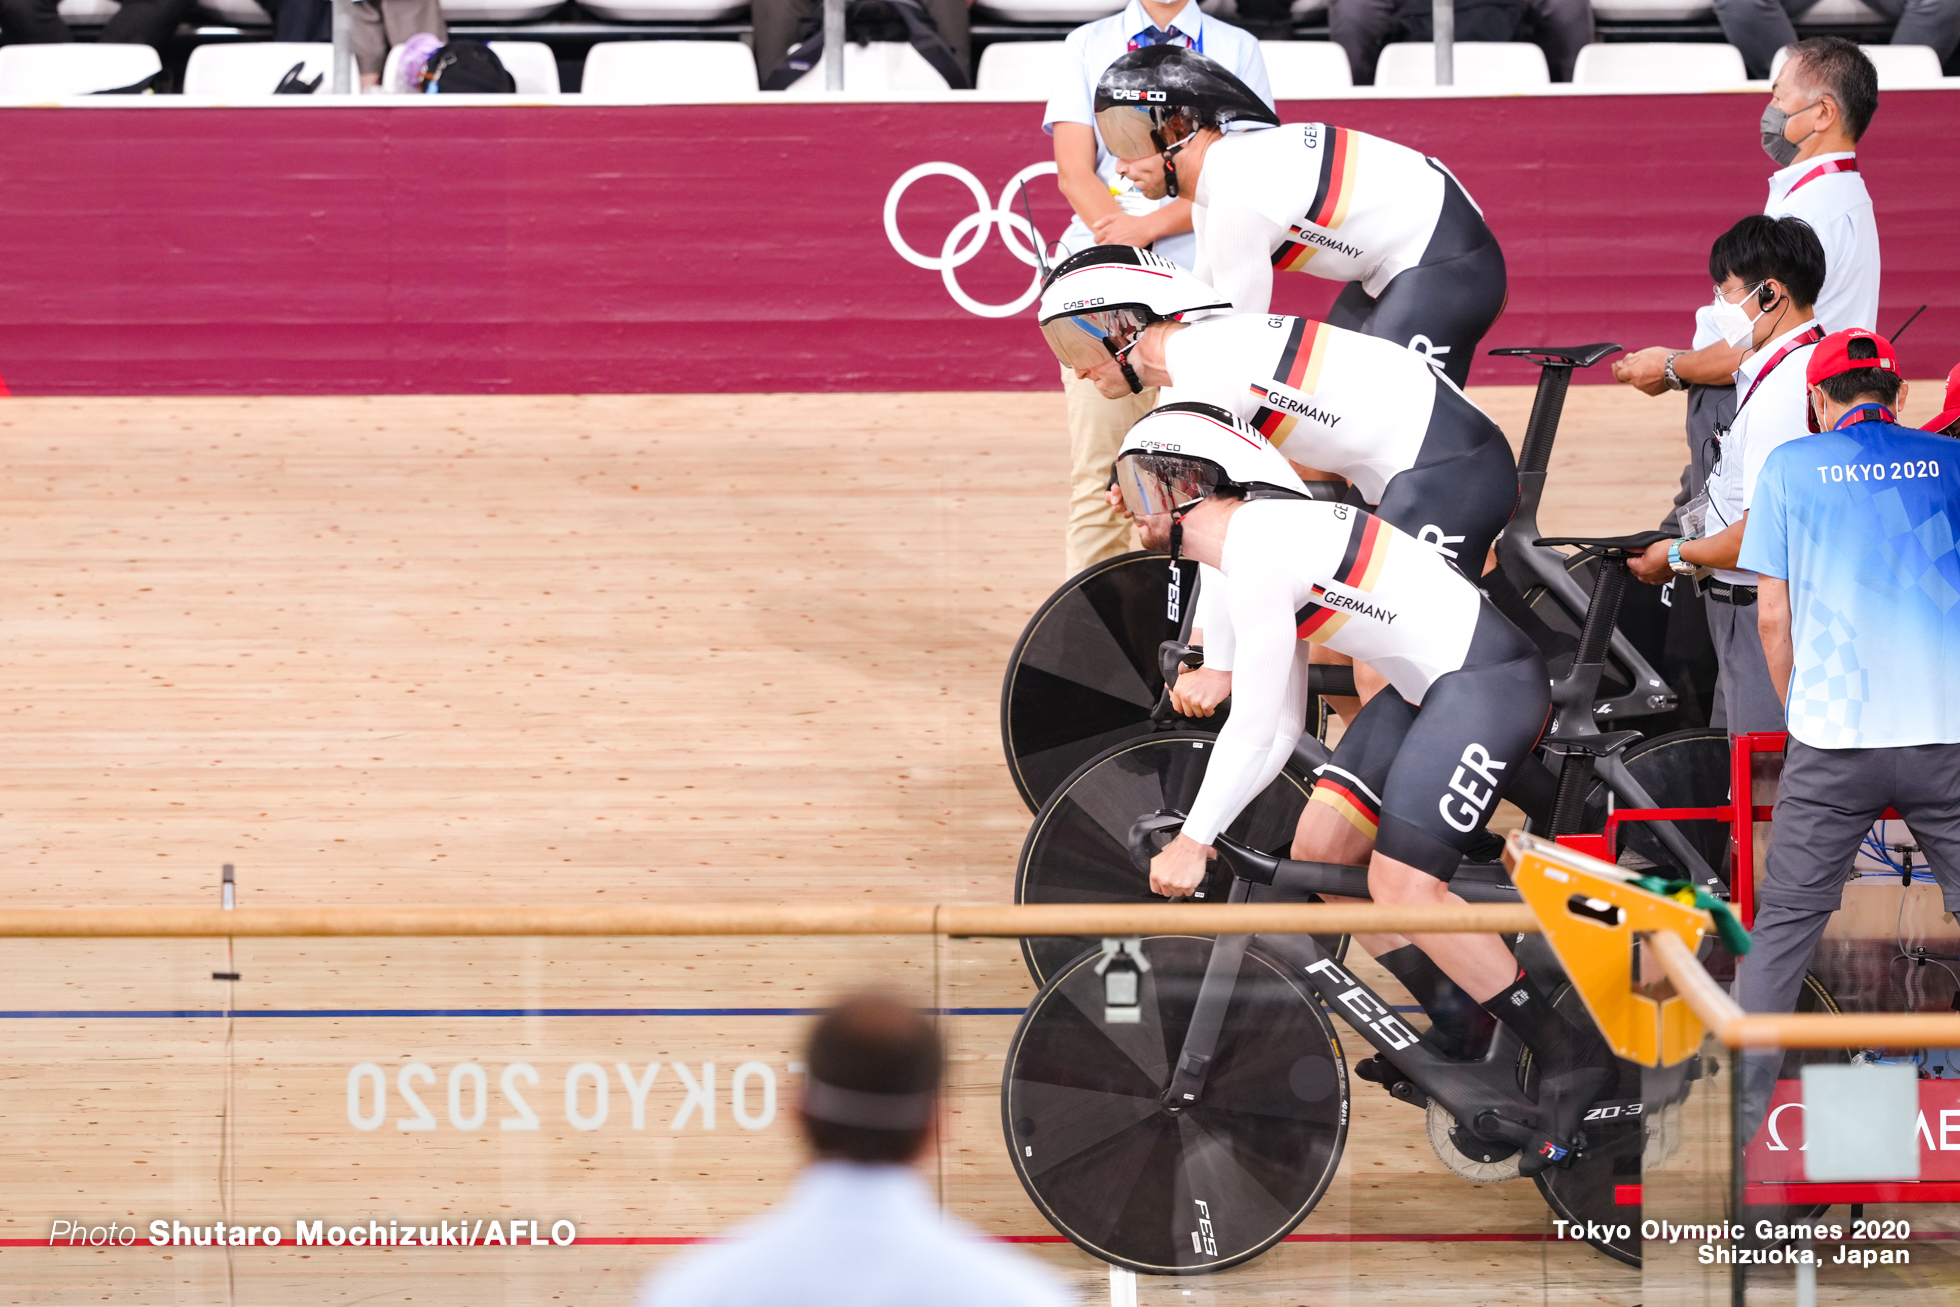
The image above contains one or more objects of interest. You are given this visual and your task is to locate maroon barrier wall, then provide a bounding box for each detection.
[0,93,1951,396]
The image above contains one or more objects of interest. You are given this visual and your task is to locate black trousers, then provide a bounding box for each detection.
[751,0,970,83]
[0,0,195,46]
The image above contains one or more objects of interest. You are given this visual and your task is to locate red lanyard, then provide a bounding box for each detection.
[1785,156,1857,196]
[1737,324,1825,413]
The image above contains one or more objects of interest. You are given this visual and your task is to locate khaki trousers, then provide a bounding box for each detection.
[1062,364,1156,578]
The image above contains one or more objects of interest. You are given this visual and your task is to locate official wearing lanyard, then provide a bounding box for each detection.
[1635,215,1827,735]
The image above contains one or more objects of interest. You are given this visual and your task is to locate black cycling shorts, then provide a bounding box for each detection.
[1372,384,1518,579]
[1307,604,1549,880]
[1325,165,1507,389]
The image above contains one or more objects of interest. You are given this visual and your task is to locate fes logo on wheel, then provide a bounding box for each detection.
[884,162,1058,319]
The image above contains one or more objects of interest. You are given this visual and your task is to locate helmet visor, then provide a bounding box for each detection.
[1040,307,1150,372]
[1114,451,1224,518]
[1095,105,1161,160]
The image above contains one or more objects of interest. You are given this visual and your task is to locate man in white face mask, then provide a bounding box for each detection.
[1628,215,1826,737]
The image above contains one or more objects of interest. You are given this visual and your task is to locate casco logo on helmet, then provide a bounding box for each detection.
[1138,440,1183,452]
[1106,89,1168,103]
[1062,298,1106,311]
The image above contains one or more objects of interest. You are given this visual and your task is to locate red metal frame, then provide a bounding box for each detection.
[1562,734,1943,1209]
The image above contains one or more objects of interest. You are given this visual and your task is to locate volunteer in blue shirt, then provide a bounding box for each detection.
[1733,327,1960,1137]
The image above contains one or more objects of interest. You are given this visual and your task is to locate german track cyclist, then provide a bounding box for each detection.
[1114,404,1614,1176]
[1090,45,1507,387]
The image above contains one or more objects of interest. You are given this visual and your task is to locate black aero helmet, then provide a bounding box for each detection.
[1094,46,1279,198]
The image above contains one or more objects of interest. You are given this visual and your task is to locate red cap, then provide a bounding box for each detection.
[1804,328,1900,432]
[1923,360,1960,436]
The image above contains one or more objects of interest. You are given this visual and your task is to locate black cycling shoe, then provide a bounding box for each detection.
[1482,971,1615,1177]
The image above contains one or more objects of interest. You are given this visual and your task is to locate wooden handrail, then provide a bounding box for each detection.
[1647,930,1960,1050]
[0,903,1540,939]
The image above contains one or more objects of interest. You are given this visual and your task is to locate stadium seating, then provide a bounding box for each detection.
[581,39,760,99]
[183,42,339,95]
[1570,41,1748,86]
[581,0,749,19]
[974,40,1063,93]
[1260,38,1353,94]
[1799,0,1887,22]
[973,0,1120,20]
[1588,0,1713,19]
[1375,41,1550,88]
[0,42,161,96]
[778,42,955,94]
[1771,42,1944,87]
[55,0,123,22]
[197,0,271,23]
[440,0,569,19]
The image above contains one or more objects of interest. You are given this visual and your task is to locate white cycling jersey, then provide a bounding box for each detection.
[1192,123,1450,316]
[1181,499,1481,846]
[1159,313,1443,503]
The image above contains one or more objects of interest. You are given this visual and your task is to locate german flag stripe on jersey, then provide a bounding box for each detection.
[1247,319,1333,450]
[1271,128,1359,272]
[1294,511,1388,643]
[1309,777,1379,839]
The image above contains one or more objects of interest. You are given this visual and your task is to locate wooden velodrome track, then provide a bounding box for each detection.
[0,383,1952,1306]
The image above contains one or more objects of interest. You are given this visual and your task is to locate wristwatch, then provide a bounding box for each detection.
[1668,538,1697,576]
[1663,352,1688,391]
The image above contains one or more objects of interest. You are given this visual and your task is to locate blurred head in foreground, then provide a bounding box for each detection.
[801,992,942,1165]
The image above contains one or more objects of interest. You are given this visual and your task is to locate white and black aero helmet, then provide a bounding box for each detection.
[1094,46,1280,198]
[1037,245,1233,393]
[1115,402,1308,518]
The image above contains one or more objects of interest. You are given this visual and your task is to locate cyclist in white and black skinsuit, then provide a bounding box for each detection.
[1093,45,1506,387]
[1114,405,1611,1177]
[1036,244,1519,725]
[1036,247,1518,577]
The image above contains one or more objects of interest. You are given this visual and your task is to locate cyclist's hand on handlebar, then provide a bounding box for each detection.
[1149,834,1215,898]
[1628,540,1676,585]
[1611,347,1673,397]
[1169,666,1231,718]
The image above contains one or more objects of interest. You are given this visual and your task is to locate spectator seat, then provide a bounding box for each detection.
[1797,0,1887,22]
[581,39,759,98]
[183,42,339,95]
[54,0,123,21]
[0,42,161,96]
[1771,41,1944,88]
[581,0,748,19]
[438,0,561,18]
[972,0,1119,20]
[1259,39,1353,94]
[974,39,1064,93]
[197,0,272,23]
[1588,0,1712,18]
[1374,40,1550,88]
[1570,41,1748,87]
[779,42,956,94]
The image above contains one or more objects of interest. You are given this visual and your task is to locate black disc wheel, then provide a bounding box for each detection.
[1523,986,1648,1267]
[1525,974,1844,1267]
[1579,728,1732,887]
[1002,552,1211,813]
[1002,935,1349,1274]
[1014,731,1321,988]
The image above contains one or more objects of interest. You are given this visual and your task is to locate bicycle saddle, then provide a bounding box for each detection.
[1487,343,1623,369]
[1532,530,1672,559]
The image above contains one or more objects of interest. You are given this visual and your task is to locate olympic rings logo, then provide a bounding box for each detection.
[883,161,1059,319]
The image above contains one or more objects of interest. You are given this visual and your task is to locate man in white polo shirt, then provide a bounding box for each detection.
[1613,38,1879,561]
[1044,1,1270,578]
[1631,216,1826,736]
